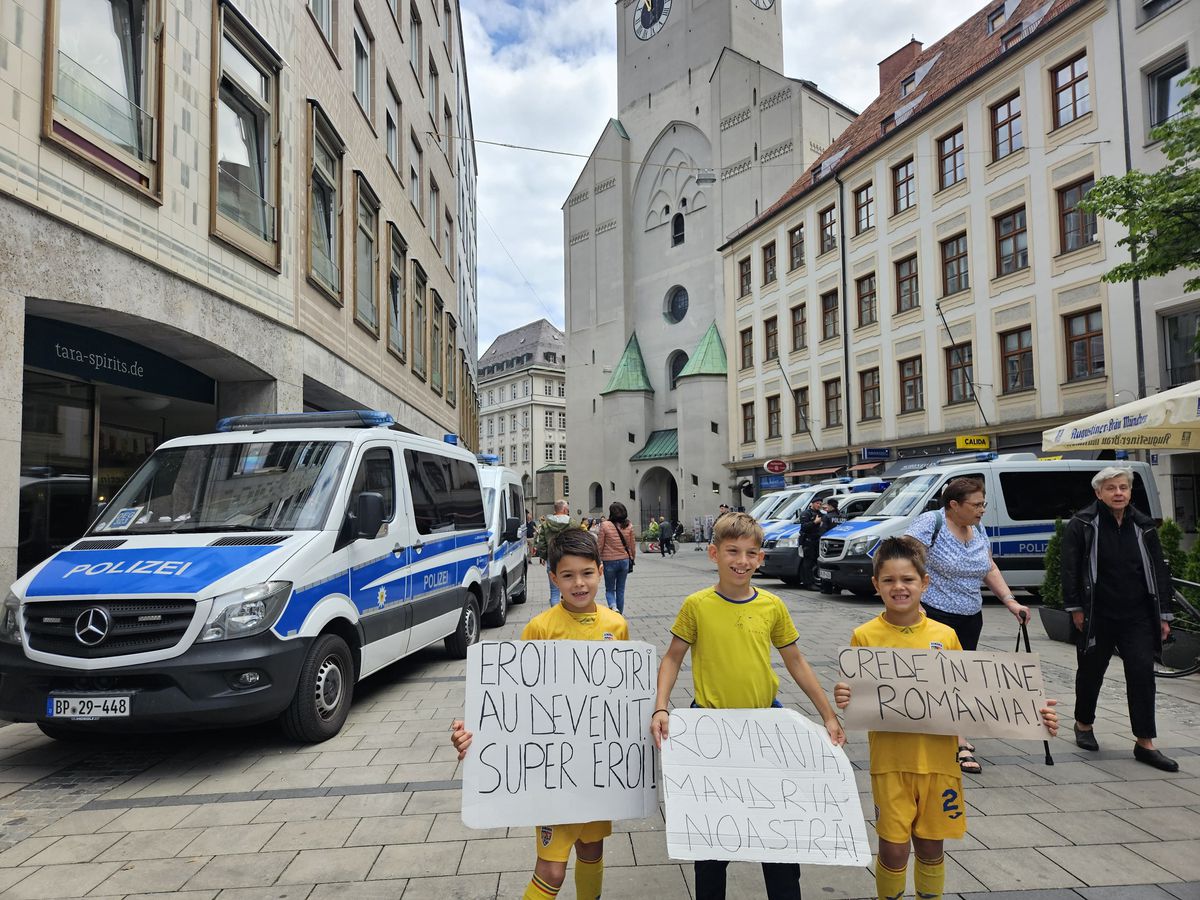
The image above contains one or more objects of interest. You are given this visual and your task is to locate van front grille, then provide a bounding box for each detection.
[821,538,845,558]
[24,599,196,659]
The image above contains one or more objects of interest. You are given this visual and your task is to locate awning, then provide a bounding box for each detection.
[630,428,679,461]
[846,461,883,472]
[791,466,842,478]
[1042,381,1200,451]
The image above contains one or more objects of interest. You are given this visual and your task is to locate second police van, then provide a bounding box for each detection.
[478,460,529,627]
[817,453,1160,597]
[757,479,883,584]
[0,411,496,743]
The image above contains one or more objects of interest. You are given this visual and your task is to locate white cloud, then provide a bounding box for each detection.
[464,0,970,355]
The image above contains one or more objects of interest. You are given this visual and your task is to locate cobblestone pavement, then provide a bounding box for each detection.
[1,546,1200,898]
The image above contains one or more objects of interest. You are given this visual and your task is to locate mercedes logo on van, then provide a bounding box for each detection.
[74,608,111,646]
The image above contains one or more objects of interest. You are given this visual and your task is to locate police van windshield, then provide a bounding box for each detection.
[774,490,819,521]
[90,440,352,534]
[750,492,788,520]
[865,474,941,518]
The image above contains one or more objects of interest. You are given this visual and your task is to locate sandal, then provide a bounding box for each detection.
[957,745,982,775]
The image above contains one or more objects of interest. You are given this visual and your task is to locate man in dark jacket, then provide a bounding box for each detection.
[1062,466,1177,771]
[798,498,824,589]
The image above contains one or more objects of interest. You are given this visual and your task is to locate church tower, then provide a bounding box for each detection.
[564,0,855,529]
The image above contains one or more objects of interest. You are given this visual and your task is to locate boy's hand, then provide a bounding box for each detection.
[1039,698,1059,737]
[823,715,846,747]
[651,709,670,749]
[450,719,473,760]
[833,681,851,710]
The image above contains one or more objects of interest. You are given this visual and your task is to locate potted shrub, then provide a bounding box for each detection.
[1161,522,1200,669]
[1038,518,1073,642]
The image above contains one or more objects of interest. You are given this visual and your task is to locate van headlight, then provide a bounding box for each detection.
[776,536,799,548]
[198,582,291,642]
[0,592,21,645]
[848,538,874,557]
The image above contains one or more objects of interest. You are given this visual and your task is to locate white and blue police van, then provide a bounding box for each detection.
[817,453,1161,597]
[757,481,859,584]
[478,460,528,627]
[0,411,490,743]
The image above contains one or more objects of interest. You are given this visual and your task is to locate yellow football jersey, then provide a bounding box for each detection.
[521,603,629,641]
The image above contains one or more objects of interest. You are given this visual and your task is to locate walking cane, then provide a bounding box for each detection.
[1016,614,1055,766]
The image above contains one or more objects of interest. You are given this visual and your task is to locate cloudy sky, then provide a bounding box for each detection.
[460,0,970,355]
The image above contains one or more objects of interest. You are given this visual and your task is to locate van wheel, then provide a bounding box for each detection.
[445,595,481,658]
[281,634,354,743]
[483,578,508,628]
[509,562,528,605]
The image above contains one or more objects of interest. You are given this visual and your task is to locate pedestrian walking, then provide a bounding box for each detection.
[659,515,676,557]
[596,502,636,614]
[1063,466,1178,771]
[534,500,575,605]
[524,511,536,559]
[905,476,1030,774]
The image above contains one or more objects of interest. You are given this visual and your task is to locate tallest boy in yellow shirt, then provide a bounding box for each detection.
[652,512,845,900]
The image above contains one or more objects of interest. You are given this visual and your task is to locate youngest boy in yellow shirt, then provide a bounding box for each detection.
[835,537,1058,900]
[451,527,625,900]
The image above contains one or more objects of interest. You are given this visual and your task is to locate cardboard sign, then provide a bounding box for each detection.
[462,640,658,828]
[661,708,871,866]
[838,647,1050,741]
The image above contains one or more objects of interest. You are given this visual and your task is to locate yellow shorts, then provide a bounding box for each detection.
[871,772,967,843]
[533,821,612,862]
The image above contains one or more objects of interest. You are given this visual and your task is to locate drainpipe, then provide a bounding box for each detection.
[834,173,853,472]
[1115,0,1147,398]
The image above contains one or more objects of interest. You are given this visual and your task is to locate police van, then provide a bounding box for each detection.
[478,461,528,627]
[757,481,859,584]
[0,411,490,742]
[817,454,1160,597]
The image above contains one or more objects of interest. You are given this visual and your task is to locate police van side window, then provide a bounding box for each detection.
[404,450,486,534]
[350,448,396,523]
[999,470,1151,521]
[928,472,985,510]
[509,485,522,521]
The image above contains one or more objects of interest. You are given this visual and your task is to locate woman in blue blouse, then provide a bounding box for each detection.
[906,476,1030,774]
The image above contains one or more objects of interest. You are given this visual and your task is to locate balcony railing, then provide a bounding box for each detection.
[54,50,154,161]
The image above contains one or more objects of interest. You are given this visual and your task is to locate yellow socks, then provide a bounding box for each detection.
[575,854,604,900]
[914,855,945,899]
[522,874,560,899]
[876,857,907,900]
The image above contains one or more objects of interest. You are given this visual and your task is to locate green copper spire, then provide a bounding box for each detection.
[601,332,654,394]
[677,322,727,378]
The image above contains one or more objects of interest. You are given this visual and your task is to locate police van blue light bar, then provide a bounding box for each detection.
[443,434,460,445]
[476,453,500,465]
[217,410,395,432]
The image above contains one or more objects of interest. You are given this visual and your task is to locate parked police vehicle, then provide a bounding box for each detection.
[0,411,490,742]
[757,481,860,584]
[816,453,1160,597]
[478,460,528,627]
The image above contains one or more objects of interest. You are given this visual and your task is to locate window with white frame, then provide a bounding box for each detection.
[309,0,333,44]
[409,4,422,76]
[412,262,427,377]
[309,103,342,296]
[353,13,372,116]
[387,226,407,358]
[410,131,423,214]
[354,175,380,334]
[385,83,400,172]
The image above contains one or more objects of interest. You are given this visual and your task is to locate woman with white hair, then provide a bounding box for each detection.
[1061,466,1178,771]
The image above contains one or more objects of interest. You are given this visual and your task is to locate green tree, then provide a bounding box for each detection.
[1040,518,1066,610]
[1082,68,1200,295]
[1159,519,1187,580]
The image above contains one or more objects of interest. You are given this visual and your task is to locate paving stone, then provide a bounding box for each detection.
[0,869,33,893]
[253,797,340,823]
[426,811,507,842]
[21,832,123,866]
[1076,886,1181,899]
[175,800,270,828]
[197,887,313,900]
[1032,809,1159,844]
[32,809,125,837]
[950,847,1083,891]
[179,822,281,856]
[90,856,209,895]
[1128,841,1200,882]
[399,873,500,899]
[400,789,461,815]
[263,818,357,851]
[1040,843,1178,886]
[330,792,413,819]
[0,861,122,900]
[956,786,1062,816]
[370,841,464,879]
[321,766,398,788]
[963,814,1072,850]
[1086,758,1192,782]
[386,762,459,783]
[1114,805,1200,841]
[183,851,297,890]
[367,745,438,765]
[278,846,382,884]
[344,814,433,846]
[1163,883,1200,900]
[95,827,204,861]
[1101,779,1200,807]
[1014,760,1115,785]
[0,838,60,869]
[119,891,217,900]
[252,769,333,792]
[454,836,536,875]
[99,804,199,832]
[1032,782,1139,812]
[307,880,409,899]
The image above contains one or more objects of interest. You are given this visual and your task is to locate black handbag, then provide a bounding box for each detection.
[616,525,635,570]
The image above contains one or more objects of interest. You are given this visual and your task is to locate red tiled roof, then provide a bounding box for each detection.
[721,0,1094,248]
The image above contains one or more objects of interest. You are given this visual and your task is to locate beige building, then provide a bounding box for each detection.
[720,0,1195,499]
[1,0,478,589]
[477,319,567,517]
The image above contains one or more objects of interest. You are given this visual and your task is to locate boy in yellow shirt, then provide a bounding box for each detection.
[835,537,1059,900]
[451,527,626,900]
[651,512,845,900]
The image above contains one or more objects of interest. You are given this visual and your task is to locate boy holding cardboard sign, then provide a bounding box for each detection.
[651,512,845,899]
[834,537,1059,900]
[451,527,625,900]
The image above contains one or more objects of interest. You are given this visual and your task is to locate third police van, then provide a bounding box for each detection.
[817,453,1160,597]
[478,460,528,627]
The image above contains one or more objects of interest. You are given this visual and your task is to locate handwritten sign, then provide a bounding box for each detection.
[661,708,870,866]
[838,647,1049,741]
[461,640,658,828]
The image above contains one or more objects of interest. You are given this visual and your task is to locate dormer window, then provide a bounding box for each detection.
[987,7,1006,33]
[880,115,896,135]
[900,75,915,97]
[1000,23,1023,50]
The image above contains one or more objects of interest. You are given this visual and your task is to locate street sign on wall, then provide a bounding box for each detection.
[860,447,892,461]
[955,435,991,450]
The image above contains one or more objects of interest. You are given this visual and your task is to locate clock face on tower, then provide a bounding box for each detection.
[633,0,672,40]
[750,0,775,8]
